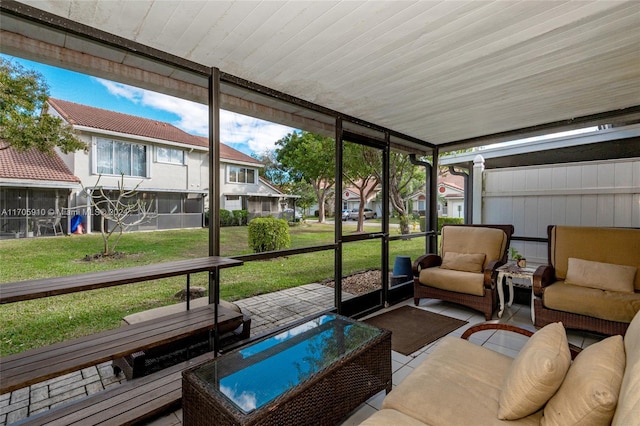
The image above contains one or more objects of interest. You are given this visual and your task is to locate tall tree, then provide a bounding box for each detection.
[0,58,86,154]
[275,131,335,223]
[343,143,380,233]
[372,152,423,234]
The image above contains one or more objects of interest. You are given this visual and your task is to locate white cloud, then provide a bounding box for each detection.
[96,79,294,154]
[220,385,257,412]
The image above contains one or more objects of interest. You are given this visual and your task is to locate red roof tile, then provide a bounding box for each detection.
[196,137,263,165]
[48,98,207,148]
[0,143,80,183]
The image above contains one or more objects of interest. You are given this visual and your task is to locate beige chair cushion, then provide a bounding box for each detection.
[542,335,625,426]
[440,252,486,273]
[565,258,637,293]
[419,268,485,296]
[543,282,640,323]
[551,226,640,291]
[499,322,571,420]
[441,226,507,269]
[613,310,640,425]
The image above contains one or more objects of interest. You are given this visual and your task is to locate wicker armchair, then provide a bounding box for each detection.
[413,224,514,320]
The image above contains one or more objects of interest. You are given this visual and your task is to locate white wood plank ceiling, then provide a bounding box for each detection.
[5,0,640,146]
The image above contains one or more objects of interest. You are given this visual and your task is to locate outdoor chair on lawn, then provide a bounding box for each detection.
[413,224,514,320]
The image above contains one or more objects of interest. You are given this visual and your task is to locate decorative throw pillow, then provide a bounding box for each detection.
[541,335,625,426]
[440,252,486,273]
[498,322,571,420]
[565,258,636,293]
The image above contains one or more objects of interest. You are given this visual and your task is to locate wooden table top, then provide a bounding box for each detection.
[0,256,242,304]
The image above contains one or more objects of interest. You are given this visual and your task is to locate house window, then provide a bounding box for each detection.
[96,138,148,177]
[228,166,256,184]
[156,147,184,165]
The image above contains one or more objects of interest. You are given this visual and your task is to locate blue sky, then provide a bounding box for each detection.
[2,54,295,156]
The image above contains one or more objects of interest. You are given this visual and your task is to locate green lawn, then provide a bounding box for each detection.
[0,224,424,356]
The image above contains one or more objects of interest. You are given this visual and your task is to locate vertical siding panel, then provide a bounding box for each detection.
[551,167,567,190]
[566,164,582,189]
[597,163,615,187]
[596,194,614,226]
[581,163,598,189]
[565,196,582,225]
[580,195,598,225]
[511,197,526,236]
[536,196,552,237]
[614,161,632,187]
[613,194,632,226]
[523,196,539,237]
[481,159,638,234]
[551,196,567,226]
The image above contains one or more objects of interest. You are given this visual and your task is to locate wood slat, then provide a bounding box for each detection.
[0,256,242,304]
[16,351,218,426]
[0,304,241,394]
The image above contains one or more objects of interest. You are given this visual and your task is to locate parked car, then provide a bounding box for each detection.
[349,208,377,220]
[341,209,351,221]
[282,208,302,222]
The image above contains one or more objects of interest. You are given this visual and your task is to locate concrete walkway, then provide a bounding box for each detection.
[0,283,338,425]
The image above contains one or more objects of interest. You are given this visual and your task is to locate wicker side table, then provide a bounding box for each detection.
[182,314,391,426]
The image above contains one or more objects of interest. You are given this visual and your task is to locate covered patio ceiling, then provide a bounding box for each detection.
[1,0,639,152]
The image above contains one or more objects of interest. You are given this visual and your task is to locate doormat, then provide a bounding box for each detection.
[364,306,468,355]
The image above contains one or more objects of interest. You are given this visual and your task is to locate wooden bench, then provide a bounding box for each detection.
[0,256,242,304]
[1,256,243,393]
[13,350,219,426]
[0,303,243,394]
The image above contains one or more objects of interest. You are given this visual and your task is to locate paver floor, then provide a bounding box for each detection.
[0,283,338,425]
[1,284,601,425]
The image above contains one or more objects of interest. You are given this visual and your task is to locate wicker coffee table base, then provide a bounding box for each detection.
[182,328,391,426]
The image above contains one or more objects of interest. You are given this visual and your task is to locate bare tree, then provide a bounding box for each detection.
[84,175,157,255]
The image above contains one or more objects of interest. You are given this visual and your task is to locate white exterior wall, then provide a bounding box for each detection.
[482,157,640,264]
[219,162,272,211]
[60,134,208,191]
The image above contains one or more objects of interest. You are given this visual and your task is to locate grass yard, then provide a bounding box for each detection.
[0,223,425,356]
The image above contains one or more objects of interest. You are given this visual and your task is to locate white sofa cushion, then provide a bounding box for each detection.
[499,322,571,420]
[381,336,541,425]
[542,335,625,425]
[565,258,637,293]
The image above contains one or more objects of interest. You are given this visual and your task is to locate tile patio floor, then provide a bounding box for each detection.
[1,284,603,425]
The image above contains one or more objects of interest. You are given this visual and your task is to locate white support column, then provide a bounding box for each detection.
[472,154,485,224]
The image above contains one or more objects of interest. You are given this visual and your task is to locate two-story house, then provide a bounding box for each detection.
[0,99,292,237]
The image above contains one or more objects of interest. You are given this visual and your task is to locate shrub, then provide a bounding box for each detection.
[232,209,248,226]
[419,216,464,232]
[248,217,291,253]
[220,209,233,227]
[438,217,464,231]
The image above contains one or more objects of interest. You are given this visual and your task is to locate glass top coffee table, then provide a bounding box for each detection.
[182,313,391,425]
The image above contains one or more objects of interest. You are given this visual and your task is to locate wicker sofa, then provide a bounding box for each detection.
[413,224,514,320]
[361,310,640,425]
[533,225,640,335]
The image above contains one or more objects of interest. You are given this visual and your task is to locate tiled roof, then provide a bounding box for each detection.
[197,137,263,165]
[49,99,264,166]
[48,98,207,148]
[0,142,80,183]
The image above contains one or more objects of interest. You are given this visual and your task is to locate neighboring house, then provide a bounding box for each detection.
[0,99,293,237]
[204,138,298,219]
[341,181,382,217]
[408,173,465,219]
[0,142,80,239]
